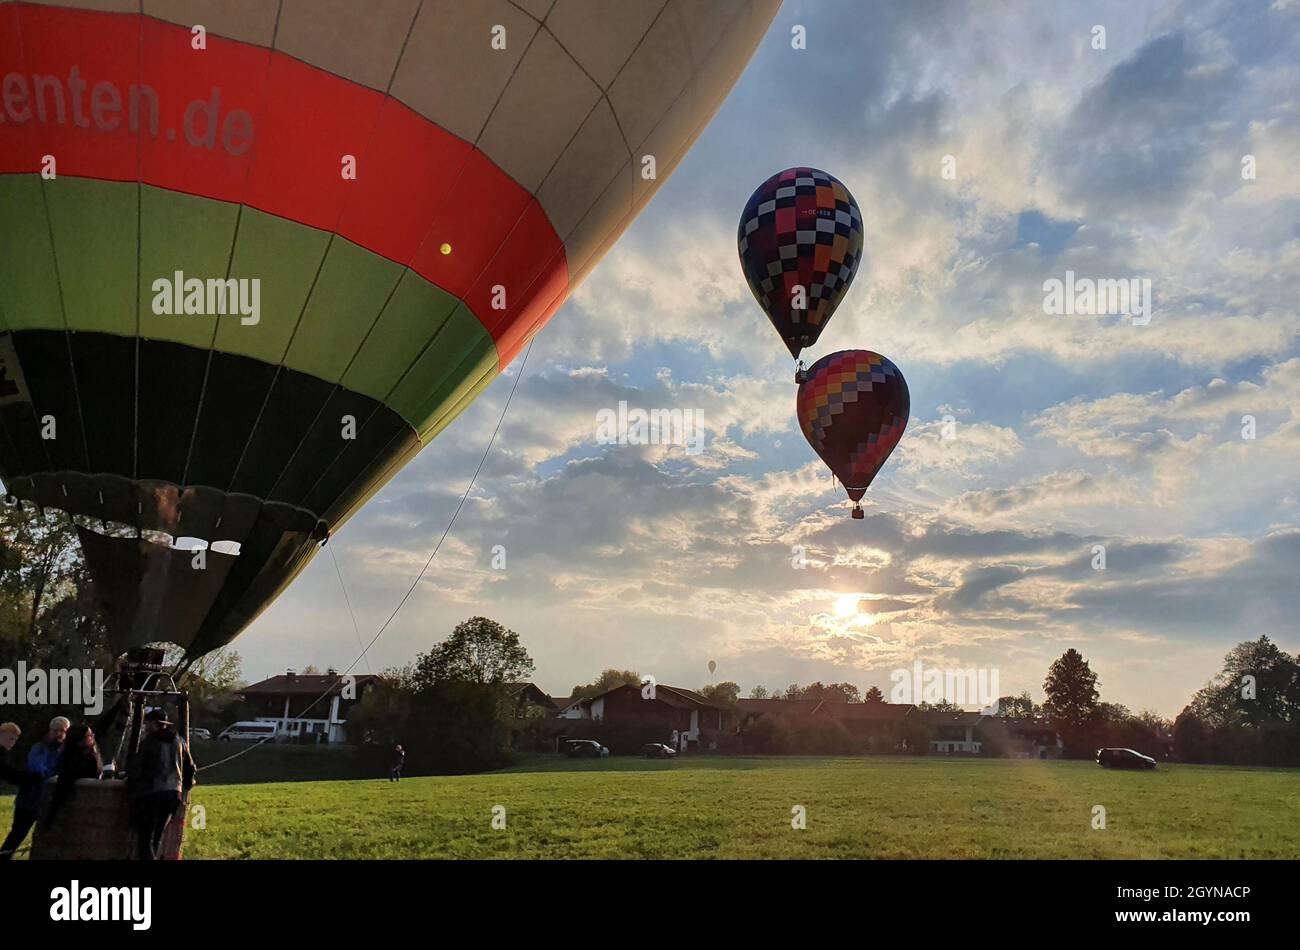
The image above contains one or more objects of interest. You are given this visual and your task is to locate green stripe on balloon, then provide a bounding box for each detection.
[390,303,501,442]
[138,184,240,349]
[0,176,59,331]
[0,174,498,438]
[339,270,458,405]
[216,205,333,363]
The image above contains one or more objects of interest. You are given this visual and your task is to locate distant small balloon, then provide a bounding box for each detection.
[708,660,717,675]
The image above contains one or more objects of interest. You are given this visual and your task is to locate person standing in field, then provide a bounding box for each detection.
[390,744,405,782]
[127,709,196,860]
[0,715,68,860]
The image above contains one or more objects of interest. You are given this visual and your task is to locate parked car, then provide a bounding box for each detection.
[218,721,279,742]
[641,742,677,759]
[1096,748,1157,769]
[190,727,212,740]
[564,739,609,758]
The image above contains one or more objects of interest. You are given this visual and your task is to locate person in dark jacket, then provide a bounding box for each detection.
[43,724,103,829]
[127,709,196,860]
[0,716,67,860]
[0,724,45,790]
[390,743,405,782]
[1,723,24,786]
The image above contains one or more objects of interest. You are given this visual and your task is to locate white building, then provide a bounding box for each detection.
[924,710,989,754]
[240,670,380,743]
[552,683,726,748]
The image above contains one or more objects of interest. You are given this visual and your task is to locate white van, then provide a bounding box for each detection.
[217,721,280,742]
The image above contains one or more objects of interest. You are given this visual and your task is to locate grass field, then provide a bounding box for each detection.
[184,755,1300,859]
[188,740,368,785]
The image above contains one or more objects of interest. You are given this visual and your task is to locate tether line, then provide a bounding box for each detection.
[198,337,536,770]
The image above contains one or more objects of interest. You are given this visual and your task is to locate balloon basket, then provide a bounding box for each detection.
[31,781,188,860]
[29,651,193,859]
[851,505,864,519]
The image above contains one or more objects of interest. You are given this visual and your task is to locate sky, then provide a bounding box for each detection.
[235,0,1300,718]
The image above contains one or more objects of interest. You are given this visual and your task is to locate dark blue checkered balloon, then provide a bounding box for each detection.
[738,167,865,358]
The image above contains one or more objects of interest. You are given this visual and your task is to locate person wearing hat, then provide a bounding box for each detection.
[126,708,196,860]
[1,716,67,860]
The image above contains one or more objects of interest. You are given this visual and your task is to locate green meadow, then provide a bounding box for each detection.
[182,755,1300,859]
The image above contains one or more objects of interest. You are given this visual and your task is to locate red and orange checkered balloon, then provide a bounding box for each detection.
[797,350,909,517]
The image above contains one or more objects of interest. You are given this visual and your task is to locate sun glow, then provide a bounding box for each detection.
[834,594,860,617]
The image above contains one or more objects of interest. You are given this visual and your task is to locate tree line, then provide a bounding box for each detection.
[3,504,1298,769]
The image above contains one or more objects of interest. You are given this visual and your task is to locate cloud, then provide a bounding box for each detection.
[234,0,1300,722]
[899,418,1024,474]
[1052,31,1243,217]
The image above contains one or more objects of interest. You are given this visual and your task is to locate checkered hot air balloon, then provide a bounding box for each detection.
[797,350,908,519]
[737,167,864,361]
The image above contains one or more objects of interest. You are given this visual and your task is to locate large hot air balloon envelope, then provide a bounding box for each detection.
[738,166,864,359]
[796,350,908,519]
[0,0,781,656]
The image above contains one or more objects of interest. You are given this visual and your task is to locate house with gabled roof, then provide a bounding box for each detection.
[240,669,382,743]
[920,710,989,754]
[810,699,914,747]
[735,697,820,726]
[985,716,1063,758]
[736,698,916,751]
[555,683,729,750]
[506,682,556,716]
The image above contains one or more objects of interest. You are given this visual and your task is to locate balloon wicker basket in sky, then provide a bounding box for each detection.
[738,167,909,518]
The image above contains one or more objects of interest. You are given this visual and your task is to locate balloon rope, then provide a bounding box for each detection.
[329,544,371,674]
[333,334,536,683]
[194,735,275,773]
[198,336,537,769]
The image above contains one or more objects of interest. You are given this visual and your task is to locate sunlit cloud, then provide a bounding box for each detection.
[237,0,1300,719]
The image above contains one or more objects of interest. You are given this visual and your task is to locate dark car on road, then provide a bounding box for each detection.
[641,742,677,759]
[1096,748,1157,769]
[564,739,609,759]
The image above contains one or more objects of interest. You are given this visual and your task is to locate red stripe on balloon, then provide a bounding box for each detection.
[0,2,566,366]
